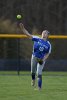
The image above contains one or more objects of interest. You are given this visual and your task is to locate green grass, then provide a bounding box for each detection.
[0,71,67,100]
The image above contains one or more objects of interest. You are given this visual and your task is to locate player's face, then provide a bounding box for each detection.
[42,30,49,39]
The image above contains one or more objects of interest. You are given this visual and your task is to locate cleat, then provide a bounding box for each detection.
[34,87,41,91]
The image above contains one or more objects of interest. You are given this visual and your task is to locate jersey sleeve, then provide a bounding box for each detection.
[48,41,52,54]
[32,36,39,42]
[49,43,51,54]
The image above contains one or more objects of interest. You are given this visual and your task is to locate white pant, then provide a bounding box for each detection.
[31,55,45,75]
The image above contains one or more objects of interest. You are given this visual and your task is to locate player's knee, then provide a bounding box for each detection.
[38,74,42,79]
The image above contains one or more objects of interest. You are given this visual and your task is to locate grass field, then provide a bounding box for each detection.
[0,71,67,100]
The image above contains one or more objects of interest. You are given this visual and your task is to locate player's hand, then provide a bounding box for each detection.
[37,59,43,65]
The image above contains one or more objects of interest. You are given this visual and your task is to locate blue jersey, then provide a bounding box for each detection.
[32,36,51,59]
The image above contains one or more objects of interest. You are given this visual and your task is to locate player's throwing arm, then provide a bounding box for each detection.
[19,23,32,39]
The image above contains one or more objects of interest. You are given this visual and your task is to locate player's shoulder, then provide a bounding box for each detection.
[47,40,51,46]
[32,35,40,38]
[47,40,51,44]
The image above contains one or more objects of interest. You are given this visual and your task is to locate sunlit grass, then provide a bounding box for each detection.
[0,71,67,100]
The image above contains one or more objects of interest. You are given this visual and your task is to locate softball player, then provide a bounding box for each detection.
[19,23,51,90]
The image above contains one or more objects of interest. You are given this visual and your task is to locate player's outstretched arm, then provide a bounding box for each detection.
[19,23,32,39]
[43,53,50,62]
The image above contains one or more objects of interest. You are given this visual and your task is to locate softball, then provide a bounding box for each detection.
[17,15,22,19]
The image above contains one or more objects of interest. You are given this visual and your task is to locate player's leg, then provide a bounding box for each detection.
[31,55,37,86]
[37,61,45,90]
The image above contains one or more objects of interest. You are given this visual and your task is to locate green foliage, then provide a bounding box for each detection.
[0,19,17,34]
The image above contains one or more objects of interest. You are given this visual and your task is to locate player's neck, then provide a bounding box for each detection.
[42,37,47,41]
